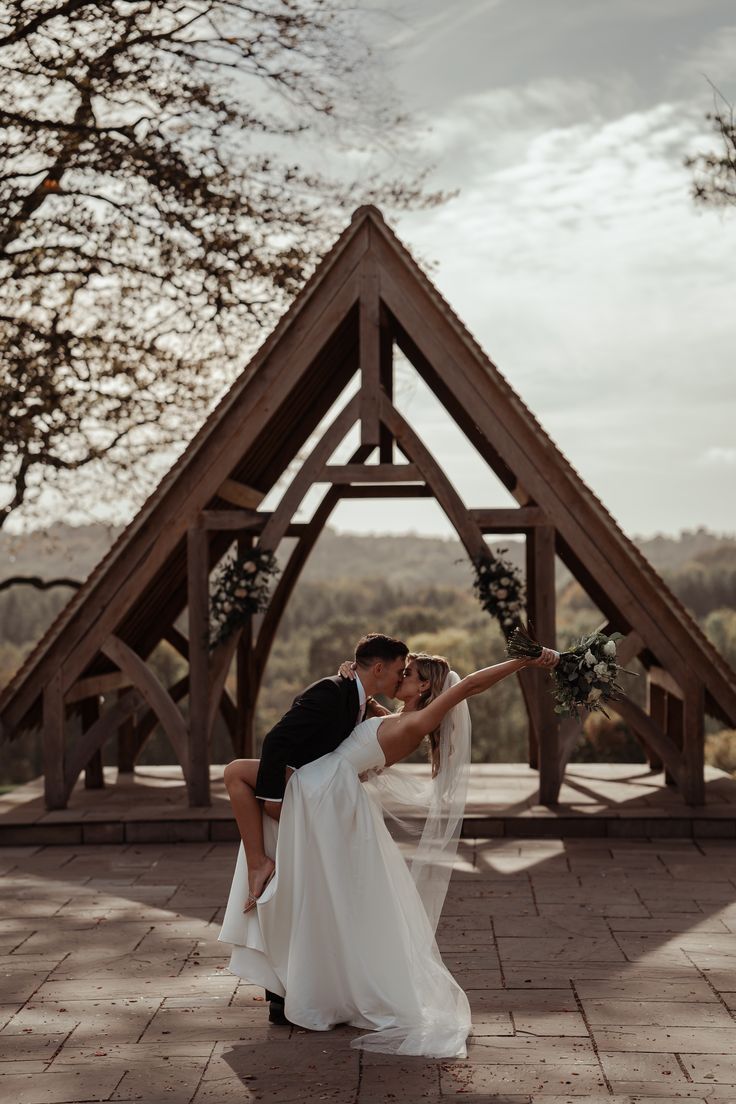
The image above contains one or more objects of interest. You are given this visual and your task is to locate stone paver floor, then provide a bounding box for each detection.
[1,837,735,1103]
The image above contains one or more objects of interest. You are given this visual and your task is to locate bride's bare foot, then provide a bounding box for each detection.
[244,858,276,913]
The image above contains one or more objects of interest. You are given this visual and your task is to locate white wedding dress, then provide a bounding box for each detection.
[218,715,471,1058]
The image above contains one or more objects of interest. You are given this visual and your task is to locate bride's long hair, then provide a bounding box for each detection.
[406,651,450,777]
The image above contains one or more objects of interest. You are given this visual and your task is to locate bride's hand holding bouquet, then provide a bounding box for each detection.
[506,625,635,720]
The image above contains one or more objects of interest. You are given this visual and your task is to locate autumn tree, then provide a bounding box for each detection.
[0,0,442,533]
[686,88,736,208]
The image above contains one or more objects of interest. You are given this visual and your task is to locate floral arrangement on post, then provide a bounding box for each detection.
[506,625,636,719]
[209,548,279,650]
[472,549,526,636]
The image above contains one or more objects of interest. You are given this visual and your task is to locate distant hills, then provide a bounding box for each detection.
[1,521,734,590]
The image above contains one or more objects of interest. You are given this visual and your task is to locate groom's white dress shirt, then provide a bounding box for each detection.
[355,673,367,725]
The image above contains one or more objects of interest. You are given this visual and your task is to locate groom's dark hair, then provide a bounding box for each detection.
[354,633,408,667]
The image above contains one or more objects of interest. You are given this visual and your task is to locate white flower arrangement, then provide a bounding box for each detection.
[209,547,279,650]
[506,626,636,720]
[473,549,526,636]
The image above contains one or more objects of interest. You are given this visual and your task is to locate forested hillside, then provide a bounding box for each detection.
[1,524,735,785]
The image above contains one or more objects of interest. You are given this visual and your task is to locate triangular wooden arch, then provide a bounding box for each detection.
[2,207,734,811]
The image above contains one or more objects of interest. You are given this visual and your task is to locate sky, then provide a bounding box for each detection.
[319,0,736,540]
[7,1,734,544]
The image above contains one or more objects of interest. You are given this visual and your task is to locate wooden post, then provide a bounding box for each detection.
[645,676,666,772]
[680,674,705,806]
[43,672,66,810]
[360,255,381,448]
[664,691,682,787]
[379,303,393,463]
[236,535,255,759]
[236,623,256,760]
[81,697,104,789]
[526,525,559,804]
[118,696,137,774]
[187,525,211,805]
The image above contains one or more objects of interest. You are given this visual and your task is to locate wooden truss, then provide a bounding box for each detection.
[2,208,735,811]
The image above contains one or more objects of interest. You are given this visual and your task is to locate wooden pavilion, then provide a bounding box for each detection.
[2,207,735,811]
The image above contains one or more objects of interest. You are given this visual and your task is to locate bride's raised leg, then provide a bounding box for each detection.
[222,758,276,911]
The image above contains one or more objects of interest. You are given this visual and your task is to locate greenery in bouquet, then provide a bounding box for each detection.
[472,550,526,636]
[506,625,635,720]
[209,548,279,650]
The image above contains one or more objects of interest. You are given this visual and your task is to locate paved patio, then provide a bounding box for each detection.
[2,836,736,1103]
[2,763,736,845]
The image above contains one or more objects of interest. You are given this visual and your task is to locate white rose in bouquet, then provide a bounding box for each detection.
[584,649,597,666]
[593,662,609,678]
[603,640,617,657]
[496,588,508,598]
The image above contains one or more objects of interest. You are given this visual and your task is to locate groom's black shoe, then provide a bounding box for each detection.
[268,1000,291,1026]
[266,989,291,1026]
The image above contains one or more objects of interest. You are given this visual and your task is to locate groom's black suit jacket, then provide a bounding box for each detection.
[254,675,361,802]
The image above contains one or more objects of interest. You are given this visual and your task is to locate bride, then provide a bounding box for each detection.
[218,647,559,1058]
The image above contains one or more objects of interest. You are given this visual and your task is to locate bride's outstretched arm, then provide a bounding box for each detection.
[376,651,558,768]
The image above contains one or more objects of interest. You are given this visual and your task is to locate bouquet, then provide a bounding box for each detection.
[209,548,279,650]
[506,624,635,720]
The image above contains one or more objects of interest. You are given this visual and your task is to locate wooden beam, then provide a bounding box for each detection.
[164,625,189,660]
[379,397,487,561]
[613,694,683,781]
[216,478,264,509]
[379,303,394,463]
[187,527,210,805]
[526,526,559,803]
[557,715,584,773]
[200,509,260,531]
[82,697,104,790]
[323,463,421,484]
[64,687,144,792]
[665,691,683,787]
[100,635,189,768]
[236,534,256,759]
[65,671,132,703]
[117,690,137,774]
[254,442,373,686]
[43,671,66,810]
[206,629,242,750]
[255,488,344,685]
[359,252,381,447]
[339,484,432,499]
[680,673,705,806]
[646,665,683,700]
[471,507,548,532]
[616,631,644,668]
[126,677,188,764]
[646,678,666,772]
[259,393,361,552]
[199,511,310,536]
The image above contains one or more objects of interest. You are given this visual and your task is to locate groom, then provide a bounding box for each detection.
[254,632,408,812]
[252,632,408,1024]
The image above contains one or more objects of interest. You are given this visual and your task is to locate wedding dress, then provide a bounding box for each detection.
[218,698,472,1058]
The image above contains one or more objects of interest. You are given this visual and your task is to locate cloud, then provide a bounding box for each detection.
[390,97,736,536]
[699,446,736,466]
